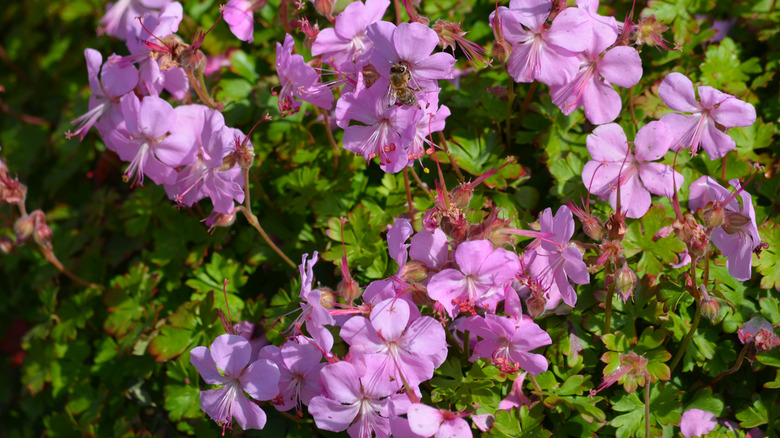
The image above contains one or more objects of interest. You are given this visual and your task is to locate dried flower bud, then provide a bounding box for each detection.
[701,204,724,229]
[700,291,721,322]
[319,287,336,309]
[313,0,334,18]
[633,14,676,51]
[409,283,431,308]
[401,260,428,283]
[605,212,627,241]
[33,224,53,248]
[722,211,752,235]
[338,277,361,304]
[206,211,237,233]
[0,235,13,254]
[615,261,638,302]
[13,214,35,242]
[491,40,512,65]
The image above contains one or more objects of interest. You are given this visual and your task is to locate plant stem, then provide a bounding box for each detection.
[42,248,103,290]
[712,343,750,385]
[604,286,614,335]
[644,381,651,438]
[409,167,430,195]
[504,81,516,145]
[629,86,637,127]
[240,169,296,269]
[403,168,416,225]
[319,108,340,176]
[438,132,465,181]
[518,80,537,130]
[670,264,703,373]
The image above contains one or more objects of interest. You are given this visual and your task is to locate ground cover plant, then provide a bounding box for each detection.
[1,0,780,436]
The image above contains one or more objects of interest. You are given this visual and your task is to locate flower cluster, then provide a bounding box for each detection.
[69,2,253,223]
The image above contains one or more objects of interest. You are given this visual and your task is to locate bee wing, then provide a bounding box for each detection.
[380,84,398,109]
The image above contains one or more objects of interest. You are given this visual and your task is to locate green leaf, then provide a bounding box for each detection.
[754,221,780,290]
[736,394,769,428]
[624,205,686,276]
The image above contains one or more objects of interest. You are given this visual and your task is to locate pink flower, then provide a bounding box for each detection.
[680,409,717,438]
[340,298,447,388]
[163,105,245,214]
[367,21,456,88]
[658,72,756,159]
[258,336,325,412]
[335,77,419,173]
[190,334,280,431]
[276,34,335,115]
[738,316,780,352]
[550,31,642,125]
[464,314,551,375]
[66,49,138,141]
[490,0,591,85]
[311,0,390,73]
[99,0,173,41]
[223,0,256,43]
[581,121,684,218]
[526,205,589,308]
[308,358,399,437]
[427,240,520,317]
[406,403,472,438]
[109,94,196,186]
[688,176,760,281]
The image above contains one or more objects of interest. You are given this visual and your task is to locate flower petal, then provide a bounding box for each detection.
[634,120,672,162]
[639,162,684,198]
[211,334,252,377]
[190,346,229,385]
[658,72,699,113]
[241,358,280,401]
[599,46,642,88]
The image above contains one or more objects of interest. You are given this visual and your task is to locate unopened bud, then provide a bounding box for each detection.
[319,287,336,309]
[491,40,512,65]
[615,261,637,302]
[449,184,473,209]
[582,215,605,241]
[338,278,361,304]
[701,205,724,229]
[313,0,334,18]
[605,212,627,241]
[723,211,751,235]
[409,283,431,307]
[13,214,35,242]
[401,260,428,283]
[33,224,53,248]
[0,236,13,254]
[700,292,721,322]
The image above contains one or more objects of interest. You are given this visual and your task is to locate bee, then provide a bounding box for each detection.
[384,63,422,109]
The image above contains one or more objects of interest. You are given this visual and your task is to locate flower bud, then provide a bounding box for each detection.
[701,204,724,229]
[700,293,721,322]
[605,212,627,241]
[13,214,35,242]
[313,0,334,18]
[449,184,473,210]
[319,287,336,309]
[723,211,751,235]
[0,236,13,254]
[582,215,605,241]
[338,277,361,304]
[491,40,512,65]
[615,261,637,302]
[207,211,237,231]
[401,260,428,283]
[33,224,53,248]
[409,283,431,308]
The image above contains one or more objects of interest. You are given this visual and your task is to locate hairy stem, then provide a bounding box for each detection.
[670,264,703,373]
[711,343,750,385]
[240,169,296,269]
[604,286,614,335]
[403,168,416,225]
[504,81,516,145]
[644,381,651,438]
[518,80,537,131]
[42,248,103,290]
